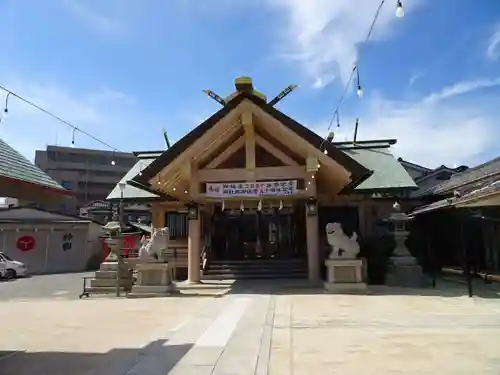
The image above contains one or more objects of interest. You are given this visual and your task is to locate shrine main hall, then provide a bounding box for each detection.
[121,77,417,283]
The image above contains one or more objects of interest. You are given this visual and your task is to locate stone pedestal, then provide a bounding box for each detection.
[386,231,427,287]
[324,259,367,293]
[127,262,174,298]
[88,261,133,293]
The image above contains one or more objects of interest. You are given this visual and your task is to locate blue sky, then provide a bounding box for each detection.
[0,0,499,168]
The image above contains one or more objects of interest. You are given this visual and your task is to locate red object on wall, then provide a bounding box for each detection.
[16,235,36,252]
[101,234,141,259]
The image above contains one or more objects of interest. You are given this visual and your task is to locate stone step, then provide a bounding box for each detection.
[202,272,307,280]
[95,270,134,279]
[204,268,306,275]
[99,262,133,271]
[127,285,175,298]
[82,286,128,295]
[94,270,119,279]
[209,262,305,267]
[210,259,304,265]
[90,278,133,288]
[99,262,119,271]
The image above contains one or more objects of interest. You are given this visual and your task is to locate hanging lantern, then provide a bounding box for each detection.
[240,200,244,211]
[305,197,318,216]
[186,202,199,220]
[257,200,262,211]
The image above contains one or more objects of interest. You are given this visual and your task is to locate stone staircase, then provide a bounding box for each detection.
[202,258,307,280]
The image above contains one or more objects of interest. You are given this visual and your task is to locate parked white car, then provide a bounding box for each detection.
[0,252,28,279]
[0,260,5,279]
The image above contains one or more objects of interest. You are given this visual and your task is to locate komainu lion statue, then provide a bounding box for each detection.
[326,222,360,259]
[139,227,169,263]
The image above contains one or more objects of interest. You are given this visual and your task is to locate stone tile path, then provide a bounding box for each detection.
[1,280,500,374]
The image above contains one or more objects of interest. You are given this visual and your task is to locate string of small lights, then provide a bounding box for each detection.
[0,84,130,164]
[319,0,405,154]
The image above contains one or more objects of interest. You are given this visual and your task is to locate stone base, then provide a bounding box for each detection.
[127,285,175,298]
[128,262,174,298]
[386,263,428,288]
[324,281,367,293]
[324,258,367,294]
[84,261,133,295]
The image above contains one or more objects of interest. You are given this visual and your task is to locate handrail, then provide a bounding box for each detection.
[201,241,212,271]
[442,267,500,283]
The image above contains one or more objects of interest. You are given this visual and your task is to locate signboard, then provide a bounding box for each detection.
[62,233,73,252]
[206,180,297,198]
[16,235,36,252]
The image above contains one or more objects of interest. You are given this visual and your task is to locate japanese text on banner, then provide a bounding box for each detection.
[206,180,297,198]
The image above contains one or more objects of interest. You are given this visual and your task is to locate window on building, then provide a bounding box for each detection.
[61,180,74,190]
[165,212,188,240]
[47,151,57,161]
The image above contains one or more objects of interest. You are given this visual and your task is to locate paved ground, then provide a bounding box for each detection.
[0,272,90,301]
[1,278,500,374]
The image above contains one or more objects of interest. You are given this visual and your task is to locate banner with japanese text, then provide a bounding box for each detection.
[206,180,297,198]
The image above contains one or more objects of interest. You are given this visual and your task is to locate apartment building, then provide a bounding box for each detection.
[34,145,137,213]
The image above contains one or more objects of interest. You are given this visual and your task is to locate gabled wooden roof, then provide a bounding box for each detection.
[134,92,370,187]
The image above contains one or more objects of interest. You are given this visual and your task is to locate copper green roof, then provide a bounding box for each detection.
[336,140,417,192]
[106,153,161,200]
[0,138,65,191]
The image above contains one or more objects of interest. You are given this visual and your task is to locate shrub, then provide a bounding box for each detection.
[358,235,395,284]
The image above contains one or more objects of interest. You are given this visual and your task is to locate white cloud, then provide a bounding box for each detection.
[424,77,500,103]
[63,0,125,35]
[311,78,500,168]
[486,24,500,60]
[268,0,423,88]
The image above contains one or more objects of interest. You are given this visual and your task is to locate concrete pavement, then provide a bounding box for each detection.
[0,272,90,301]
[1,279,500,374]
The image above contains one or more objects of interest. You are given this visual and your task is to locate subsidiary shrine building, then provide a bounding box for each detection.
[126,77,417,283]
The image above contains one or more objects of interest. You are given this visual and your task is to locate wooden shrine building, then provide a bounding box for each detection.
[126,77,417,282]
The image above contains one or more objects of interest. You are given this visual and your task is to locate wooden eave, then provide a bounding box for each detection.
[133,92,371,195]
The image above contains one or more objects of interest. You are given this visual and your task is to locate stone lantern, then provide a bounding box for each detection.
[385,202,427,287]
[102,221,123,262]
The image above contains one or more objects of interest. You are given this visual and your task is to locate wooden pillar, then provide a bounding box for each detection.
[305,168,320,282]
[187,210,201,283]
[188,163,201,283]
[305,205,320,282]
[151,204,165,228]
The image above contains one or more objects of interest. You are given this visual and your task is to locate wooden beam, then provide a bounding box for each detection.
[158,170,181,192]
[306,156,319,173]
[305,172,317,197]
[255,134,299,166]
[197,165,306,183]
[251,104,350,194]
[189,162,200,199]
[149,106,243,186]
[205,135,245,169]
[242,111,256,177]
[197,121,243,167]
